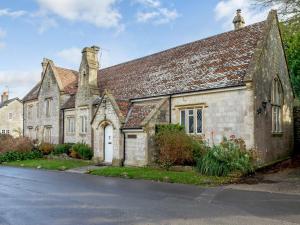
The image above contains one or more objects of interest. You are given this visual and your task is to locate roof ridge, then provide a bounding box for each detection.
[99,21,266,72]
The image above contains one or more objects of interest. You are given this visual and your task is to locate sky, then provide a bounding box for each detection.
[0,0,276,99]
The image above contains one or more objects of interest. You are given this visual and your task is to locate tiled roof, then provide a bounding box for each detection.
[23,82,40,102]
[23,66,78,101]
[61,95,76,109]
[0,98,21,108]
[55,67,78,94]
[124,100,160,129]
[116,99,131,118]
[98,21,266,100]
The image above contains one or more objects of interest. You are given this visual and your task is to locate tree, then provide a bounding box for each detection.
[253,0,300,98]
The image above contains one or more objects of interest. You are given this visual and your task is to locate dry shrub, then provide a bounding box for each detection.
[0,135,33,153]
[39,143,55,155]
[155,124,194,169]
[69,149,79,159]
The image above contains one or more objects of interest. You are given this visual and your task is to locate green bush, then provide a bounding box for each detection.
[0,150,43,163]
[71,143,93,160]
[196,137,254,176]
[53,143,73,155]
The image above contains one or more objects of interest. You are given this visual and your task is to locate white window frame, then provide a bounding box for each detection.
[80,115,88,134]
[179,107,204,135]
[44,127,52,143]
[67,117,76,134]
[8,112,12,120]
[45,99,51,117]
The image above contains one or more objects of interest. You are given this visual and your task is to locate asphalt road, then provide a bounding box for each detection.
[0,166,299,225]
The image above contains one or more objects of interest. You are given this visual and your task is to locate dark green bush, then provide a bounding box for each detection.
[0,150,43,163]
[71,143,93,160]
[196,137,254,176]
[53,143,73,155]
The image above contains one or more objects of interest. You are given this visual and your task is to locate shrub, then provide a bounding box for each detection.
[71,143,93,160]
[39,143,55,155]
[0,135,33,153]
[196,137,254,176]
[155,124,203,169]
[0,150,43,163]
[53,143,73,155]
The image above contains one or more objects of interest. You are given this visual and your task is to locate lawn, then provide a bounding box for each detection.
[3,159,92,171]
[90,167,233,186]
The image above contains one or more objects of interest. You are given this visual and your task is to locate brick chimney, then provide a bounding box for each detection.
[1,91,8,103]
[233,9,245,30]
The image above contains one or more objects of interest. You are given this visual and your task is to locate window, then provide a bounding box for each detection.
[67,117,75,134]
[35,127,39,140]
[44,127,52,143]
[272,77,283,133]
[36,103,39,118]
[1,130,5,134]
[8,113,12,120]
[180,108,203,134]
[6,130,9,134]
[45,99,51,117]
[28,105,33,120]
[80,116,88,133]
[28,128,33,139]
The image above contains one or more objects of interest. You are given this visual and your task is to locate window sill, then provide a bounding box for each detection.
[79,133,87,136]
[272,132,283,137]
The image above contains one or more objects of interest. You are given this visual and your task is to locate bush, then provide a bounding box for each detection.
[71,143,93,160]
[53,143,73,155]
[196,137,254,176]
[0,150,43,163]
[155,124,205,169]
[0,135,33,153]
[39,143,55,155]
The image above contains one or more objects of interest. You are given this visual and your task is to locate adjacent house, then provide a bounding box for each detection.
[0,91,23,137]
[23,10,294,166]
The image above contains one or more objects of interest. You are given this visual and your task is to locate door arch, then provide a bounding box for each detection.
[104,125,113,163]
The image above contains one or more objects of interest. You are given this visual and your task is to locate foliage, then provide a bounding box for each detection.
[90,167,233,186]
[253,0,300,98]
[71,143,93,160]
[53,143,73,155]
[0,135,33,153]
[0,150,43,163]
[155,124,206,169]
[196,137,254,176]
[39,143,55,155]
[5,159,92,171]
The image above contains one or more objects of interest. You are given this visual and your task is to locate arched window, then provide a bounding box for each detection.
[271,77,283,133]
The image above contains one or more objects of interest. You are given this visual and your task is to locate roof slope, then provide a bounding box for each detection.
[23,66,78,101]
[0,98,22,108]
[98,21,266,100]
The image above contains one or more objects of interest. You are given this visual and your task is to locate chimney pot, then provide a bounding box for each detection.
[233,9,245,30]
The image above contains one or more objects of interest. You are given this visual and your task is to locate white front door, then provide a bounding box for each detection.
[104,125,113,163]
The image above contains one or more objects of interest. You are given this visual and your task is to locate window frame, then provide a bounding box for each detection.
[271,77,283,134]
[179,107,204,135]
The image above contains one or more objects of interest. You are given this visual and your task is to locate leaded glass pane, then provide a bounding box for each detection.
[188,110,194,133]
[197,109,202,133]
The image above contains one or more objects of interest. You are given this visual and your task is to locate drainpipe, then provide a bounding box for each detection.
[61,109,65,144]
[122,132,126,167]
[169,95,172,124]
[22,103,25,137]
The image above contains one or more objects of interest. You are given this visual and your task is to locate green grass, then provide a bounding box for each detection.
[90,167,233,186]
[3,159,92,171]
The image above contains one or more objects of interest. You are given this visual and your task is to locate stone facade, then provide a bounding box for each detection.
[0,95,23,137]
[22,10,294,166]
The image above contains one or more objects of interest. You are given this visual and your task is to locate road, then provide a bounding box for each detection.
[0,166,299,225]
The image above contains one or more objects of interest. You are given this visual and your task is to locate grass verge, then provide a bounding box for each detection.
[90,167,233,186]
[3,159,92,171]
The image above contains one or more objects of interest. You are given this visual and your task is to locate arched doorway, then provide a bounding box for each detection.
[104,125,113,163]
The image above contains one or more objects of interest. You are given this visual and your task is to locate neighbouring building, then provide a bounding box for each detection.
[23,10,294,166]
[0,91,23,137]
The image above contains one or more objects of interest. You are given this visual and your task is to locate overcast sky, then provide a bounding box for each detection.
[0,0,275,99]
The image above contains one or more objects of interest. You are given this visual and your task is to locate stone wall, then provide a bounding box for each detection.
[124,131,147,166]
[252,15,294,163]
[0,100,23,137]
[64,109,76,143]
[24,100,39,140]
[171,87,255,148]
[294,107,300,153]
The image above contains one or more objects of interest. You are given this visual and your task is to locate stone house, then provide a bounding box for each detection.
[0,91,23,137]
[23,10,294,166]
